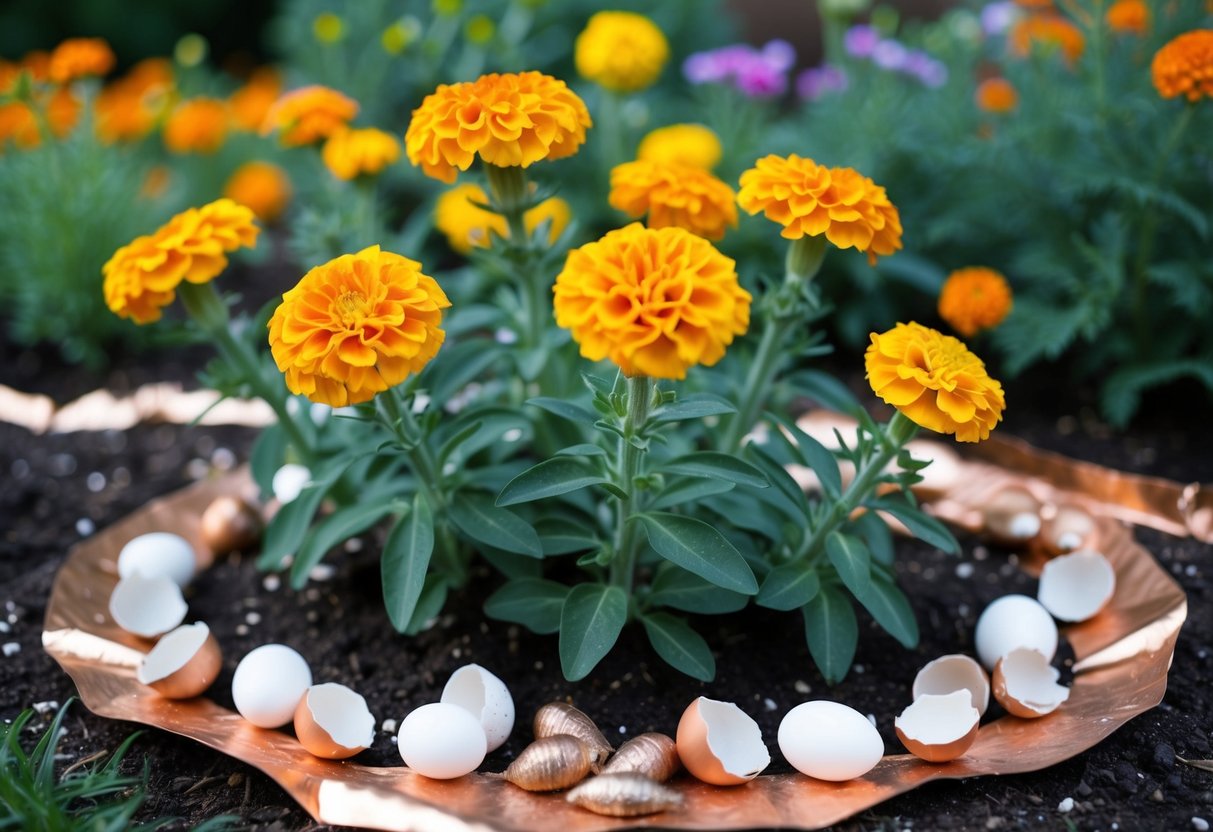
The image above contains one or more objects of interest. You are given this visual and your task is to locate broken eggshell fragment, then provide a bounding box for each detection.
[440,663,515,753]
[895,690,981,763]
[504,734,596,792]
[199,495,263,556]
[137,621,221,698]
[1038,505,1097,556]
[117,532,196,587]
[677,696,770,786]
[912,654,991,716]
[602,733,681,782]
[1037,549,1116,622]
[398,702,487,779]
[533,702,612,768]
[294,682,375,760]
[981,487,1042,546]
[777,700,883,782]
[992,647,1071,718]
[108,573,188,639]
[566,772,684,817]
[974,594,1058,671]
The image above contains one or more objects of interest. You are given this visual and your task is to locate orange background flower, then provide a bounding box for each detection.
[163,98,229,154]
[1152,30,1213,102]
[224,161,292,222]
[938,267,1013,337]
[1106,0,1149,35]
[322,126,401,180]
[1010,15,1085,64]
[229,68,282,132]
[975,78,1018,113]
[48,37,115,83]
[609,160,737,240]
[263,85,358,146]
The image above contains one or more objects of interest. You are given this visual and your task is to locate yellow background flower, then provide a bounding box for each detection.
[1010,15,1085,64]
[322,126,402,180]
[610,159,737,240]
[938,267,1013,337]
[163,98,229,154]
[224,161,292,222]
[262,85,358,146]
[267,245,450,406]
[1106,0,1149,35]
[975,77,1018,113]
[738,154,902,264]
[405,71,591,183]
[574,11,669,92]
[866,322,1005,443]
[48,37,115,83]
[553,223,750,379]
[1152,30,1213,102]
[434,183,570,254]
[637,123,722,170]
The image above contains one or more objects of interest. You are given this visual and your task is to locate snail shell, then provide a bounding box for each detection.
[504,735,594,792]
[533,702,612,768]
[601,733,680,782]
[566,772,684,817]
[981,487,1041,546]
[200,495,263,555]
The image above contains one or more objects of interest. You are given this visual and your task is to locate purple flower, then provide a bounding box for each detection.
[844,25,881,59]
[683,40,797,99]
[902,50,948,88]
[980,2,1019,37]
[871,39,908,71]
[796,64,849,101]
[736,61,788,98]
[761,39,797,72]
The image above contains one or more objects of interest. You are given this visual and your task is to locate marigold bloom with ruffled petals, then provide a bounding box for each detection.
[574,11,669,92]
[262,85,358,146]
[1106,0,1149,35]
[0,103,39,151]
[322,126,401,180]
[48,38,115,83]
[553,223,750,379]
[866,322,1005,443]
[434,183,570,254]
[224,161,292,222]
[637,123,722,170]
[164,98,229,154]
[103,199,260,324]
[94,59,174,144]
[229,68,282,132]
[938,267,1013,337]
[610,160,738,241]
[405,72,591,183]
[267,245,450,407]
[975,77,1018,113]
[1010,15,1085,64]
[738,154,902,265]
[1152,30,1213,102]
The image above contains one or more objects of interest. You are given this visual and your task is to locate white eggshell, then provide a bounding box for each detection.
[440,664,515,752]
[108,574,188,638]
[398,702,487,779]
[232,644,313,728]
[778,701,884,782]
[1037,549,1116,622]
[117,532,196,587]
[271,464,311,504]
[974,594,1058,671]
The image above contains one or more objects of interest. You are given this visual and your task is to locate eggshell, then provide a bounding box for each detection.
[894,690,980,763]
[108,573,188,638]
[137,622,221,698]
[200,496,263,555]
[991,647,1070,718]
[912,654,991,716]
[440,663,515,752]
[294,683,375,759]
[981,487,1042,545]
[398,702,487,779]
[272,464,311,504]
[117,532,196,587]
[974,594,1058,671]
[676,696,770,786]
[1037,549,1116,622]
[1039,505,1097,556]
[232,644,313,728]
[778,701,884,782]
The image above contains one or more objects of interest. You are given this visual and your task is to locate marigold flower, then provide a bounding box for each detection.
[609,160,738,241]
[262,85,358,146]
[224,161,292,222]
[574,11,669,92]
[103,199,260,324]
[637,123,722,170]
[229,68,281,132]
[975,77,1019,113]
[405,72,591,183]
[1106,0,1149,35]
[322,126,401,180]
[553,223,750,380]
[48,38,115,83]
[738,154,903,265]
[1010,15,1085,64]
[937,267,1013,337]
[46,87,81,136]
[163,98,229,154]
[434,183,570,254]
[94,59,174,143]
[1013,0,1052,8]
[1152,30,1213,102]
[267,245,450,407]
[0,103,39,151]
[866,322,1005,443]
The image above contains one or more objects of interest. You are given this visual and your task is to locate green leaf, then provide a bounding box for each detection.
[496,457,610,507]
[642,612,716,681]
[438,407,531,464]
[853,573,919,648]
[249,424,286,500]
[289,496,396,589]
[659,452,769,489]
[650,476,736,510]
[868,496,959,554]
[745,444,810,519]
[404,574,449,635]
[825,532,872,597]
[636,512,758,595]
[559,584,628,681]
[756,562,820,611]
[765,411,842,499]
[258,476,334,570]
[437,419,484,466]
[785,369,863,417]
[802,585,858,685]
[555,443,607,458]
[382,494,434,632]
[535,517,600,555]
[422,339,500,402]
[484,578,569,634]
[527,397,599,425]
[647,567,750,614]
[651,393,737,423]
[852,510,895,567]
[450,492,542,557]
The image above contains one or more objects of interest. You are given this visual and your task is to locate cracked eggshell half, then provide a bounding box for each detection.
[137,622,221,698]
[231,644,313,728]
[440,663,514,752]
[912,654,990,716]
[676,696,770,786]
[398,702,487,779]
[777,701,883,782]
[1037,549,1116,622]
[117,532,196,587]
[981,487,1042,546]
[294,683,375,759]
[109,573,188,638]
[895,690,980,763]
[991,647,1070,718]
[974,594,1058,671]
[1039,505,1097,556]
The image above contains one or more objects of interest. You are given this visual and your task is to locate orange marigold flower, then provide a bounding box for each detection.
[229,67,281,132]
[224,161,292,222]
[94,58,174,143]
[140,165,171,200]
[1013,0,1052,7]
[48,37,115,83]
[866,322,1005,443]
[322,126,401,180]
[938,267,1013,337]
[975,77,1019,113]
[1152,30,1213,102]
[262,85,358,147]
[405,71,592,183]
[20,51,51,83]
[0,102,39,151]
[609,160,738,241]
[738,154,903,265]
[574,11,669,92]
[163,98,229,154]
[434,183,570,254]
[1010,15,1085,64]
[553,223,751,380]
[1106,0,1149,35]
[103,199,260,324]
[267,245,451,407]
[637,123,723,170]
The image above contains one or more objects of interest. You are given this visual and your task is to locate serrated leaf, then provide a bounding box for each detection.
[636,512,758,595]
[527,397,598,425]
[642,612,715,681]
[289,496,396,589]
[559,584,628,681]
[853,573,919,648]
[651,393,737,423]
[825,532,871,597]
[647,566,750,614]
[496,457,610,507]
[868,496,959,554]
[803,585,858,685]
[382,494,434,632]
[484,578,570,634]
[756,562,821,611]
[450,492,542,557]
[659,452,769,489]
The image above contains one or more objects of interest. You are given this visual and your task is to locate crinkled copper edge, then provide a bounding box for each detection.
[43,428,1187,831]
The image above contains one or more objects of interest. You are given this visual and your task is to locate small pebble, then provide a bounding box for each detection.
[794,680,811,695]
[245,612,261,626]
[0,622,9,634]
[955,562,975,579]
[1058,797,1074,813]
[86,472,106,492]
[1152,789,1165,803]
[763,698,777,712]
[1076,781,1093,797]
[32,701,59,715]
[309,564,335,582]
[1194,819,1210,832]
[2,642,19,657]
[75,518,95,536]
[211,448,236,470]
[381,718,397,734]
[618,725,627,734]
[235,624,249,636]
[262,575,281,592]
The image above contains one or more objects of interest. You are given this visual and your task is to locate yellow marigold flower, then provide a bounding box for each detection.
[609,160,738,241]
[738,154,903,265]
[866,322,1005,443]
[553,223,750,380]
[229,68,281,132]
[163,98,229,154]
[937,267,1013,337]
[574,11,669,93]
[1152,30,1213,102]
[975,77,1018,113]
[48,37,115,83]
[637,123,722,170]
[262,84,358,147]
[103,199,260,324]
[267,245,451,407]
[405,72,591,183]
[433,183,570,253]
[1010,15,1085,64]
[322,126,402,180]
[224,161,292,223]
[1106,0,1149,35]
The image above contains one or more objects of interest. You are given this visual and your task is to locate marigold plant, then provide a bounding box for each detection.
[975,77,1018,113]
[321,126,401,180]
[229,68,282,132]
[637,123,723,170]
[433,183,569,254]
[1152,30,1213,102]
[937,267,1013,337]
[224,161,292,223]
[163,98,229,154]
[262,84,358,146]
[609,159,737,240]
[47,37,114,83]
[1010,15,1085,64]
[1105,0,1149,36]
[93,59,173,144]
[574,11,670,93]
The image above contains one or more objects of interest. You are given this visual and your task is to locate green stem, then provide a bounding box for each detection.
[721,316,794,452]
[485,164,547,351]
[1090,0,1107,120]
[598,89,627,175]
[609,375,653,594]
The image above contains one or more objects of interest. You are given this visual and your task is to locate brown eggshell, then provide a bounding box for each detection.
[140,626,222,699]
[293,685,372,760]
[1036,505,1097,557]
[982,486,1042,546]
[200,495,263,556]
[894,690,981,763]
[991,652,1069,718]
[676,698,768,787]
[895,720,979,763]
